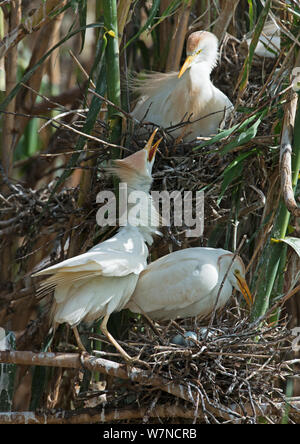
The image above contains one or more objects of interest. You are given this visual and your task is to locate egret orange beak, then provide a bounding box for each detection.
[235,272,253,307]
[145,128,162,162]
[178,52,200,79]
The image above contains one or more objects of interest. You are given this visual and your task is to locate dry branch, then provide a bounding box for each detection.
[280,88,300,217]
[0,404,197,424]
[0,400,299,424]
[0,350,200,405]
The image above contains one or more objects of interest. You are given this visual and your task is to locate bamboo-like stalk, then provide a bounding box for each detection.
[165,0,193,72]
[1,0,21,177]
[251,87,300,321]
[117,0,132,46]
[158,0,171,71]
[213,0,241,42]
[197,0,211,30]
[47,15,63,90]
[0,1,21,291]
[103,0,122,154]
[10,21,59,176]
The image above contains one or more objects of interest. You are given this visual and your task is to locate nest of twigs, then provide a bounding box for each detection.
[81,305,299,424]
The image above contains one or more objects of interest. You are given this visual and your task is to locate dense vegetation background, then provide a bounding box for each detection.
[0,0,299,423]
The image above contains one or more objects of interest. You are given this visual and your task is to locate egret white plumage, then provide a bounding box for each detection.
[33,130,161,362]
[126,247,252,321]
[246,22,280,58]
[131,31,233,141]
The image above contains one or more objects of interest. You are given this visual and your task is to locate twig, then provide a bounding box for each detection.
[280,88,300,217]
[69,50,96,88]
[263,284,300,320]
[88,88,137,122]
[205,234,247,335]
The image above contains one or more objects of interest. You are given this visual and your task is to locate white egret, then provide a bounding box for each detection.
[126,247,252,321]
[33,130,161,362]
[131,31,233,141]
[246,22,280,58]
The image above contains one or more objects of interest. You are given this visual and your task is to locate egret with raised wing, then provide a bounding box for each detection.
[33,130,161,363]
[131,31,233,141]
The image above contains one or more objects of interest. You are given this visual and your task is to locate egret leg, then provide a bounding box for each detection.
[100,314,134,363]
[129,301,164,344]
[72,326,86,352]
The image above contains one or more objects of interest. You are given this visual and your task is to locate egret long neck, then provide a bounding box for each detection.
[189,61,213,83]
[120,183,159,245]
[187,62,214,114]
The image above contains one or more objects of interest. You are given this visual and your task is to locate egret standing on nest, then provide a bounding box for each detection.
[126,247,252,321]
[131,31,233,141]
[33,130,161,363]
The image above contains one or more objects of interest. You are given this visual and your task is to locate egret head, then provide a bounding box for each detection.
[219,254,253,307]
[178,31,219,78]
[112,129,162,189]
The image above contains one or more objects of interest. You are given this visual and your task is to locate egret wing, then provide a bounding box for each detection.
[53,273,139,326]
[33,227,148,278]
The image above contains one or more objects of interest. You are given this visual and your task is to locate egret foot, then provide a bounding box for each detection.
[100,314,149,367]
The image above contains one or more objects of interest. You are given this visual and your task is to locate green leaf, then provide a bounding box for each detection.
[192,113,259,150]
[218,150,256,204]
[149,0,182,31]
[239,0,272,92]
[220,109,267,155]
[247,0,255,30]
